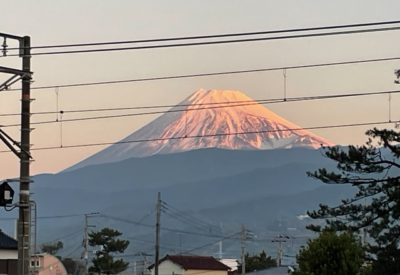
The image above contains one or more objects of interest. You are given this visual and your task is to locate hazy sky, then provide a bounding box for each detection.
[1,0,400,179]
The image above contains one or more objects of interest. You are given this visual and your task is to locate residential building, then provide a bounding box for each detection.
[30,253,68,275]
[0,231,67,275]
[0,230,18,275]
[149,255,230,275]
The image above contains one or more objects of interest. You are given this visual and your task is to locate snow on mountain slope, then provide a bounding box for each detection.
[70,89,333,170]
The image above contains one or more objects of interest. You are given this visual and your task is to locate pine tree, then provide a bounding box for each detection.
[242,250,276,272]
[88,227,129,275]
[40,241,63,255]
[307,128,400,273]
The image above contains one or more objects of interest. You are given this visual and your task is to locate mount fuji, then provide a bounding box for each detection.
[30,90,346,256]
[71,89,332,170]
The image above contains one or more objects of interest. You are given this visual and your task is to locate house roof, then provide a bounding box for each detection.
[0,230,17,250]
[247,267,291,275]
[150,255,230,271]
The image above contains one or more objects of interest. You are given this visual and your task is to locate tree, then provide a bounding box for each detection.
[88,227,129,275]
[239,250,276,272]
[307,128,400,273]
[40,241,63,255]
[61,258,85,274]
[293,230,364,275]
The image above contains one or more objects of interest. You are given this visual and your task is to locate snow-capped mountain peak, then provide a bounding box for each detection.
[70,89,333,169]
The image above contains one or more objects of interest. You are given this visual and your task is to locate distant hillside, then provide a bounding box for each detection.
[36,147,332,192]
[26,147,352,259]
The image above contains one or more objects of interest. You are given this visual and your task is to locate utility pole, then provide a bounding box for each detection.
[84,214,89,274]
[0,32,32,275]
[272,234,289,267]
[154,192,161,275]
[30,200,38,274]
[217,241,223,259]
[134,252,152,275]
[83,212,99,274]
[241,225,246,275]
[19,34,32,275]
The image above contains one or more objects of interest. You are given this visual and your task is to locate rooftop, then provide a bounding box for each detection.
[150,255,231,271]
[0,230,17,250]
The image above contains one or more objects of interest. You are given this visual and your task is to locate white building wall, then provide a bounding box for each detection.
[151,260,184,275]
[186,269,227,275]
[0,249,17,259]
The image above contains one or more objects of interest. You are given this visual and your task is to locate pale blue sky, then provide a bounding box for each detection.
[0,0,400,178]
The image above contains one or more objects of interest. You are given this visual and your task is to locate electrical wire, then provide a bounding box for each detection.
[162,211,212,233]
[3,26,400,57]
[0,213,87,220]
[0,87,400,118]
[1,88,399,125]
[41,229,83,245]
[0,118,398,155]
[162,201,217,231]
[99,214,240,239]
[5,20,400,51]
[0,98,280,117]
[2,55,399,94]
[179,232,241,255]
[63,243,83,258]
[0,119,397,154]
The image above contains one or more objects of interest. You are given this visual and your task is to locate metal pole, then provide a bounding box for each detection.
[154,192,161,275]
[82,212,98,274]
[241,225,246,275]
[18,35,31,275]
[84,214,89,274]
[30,200,37,274]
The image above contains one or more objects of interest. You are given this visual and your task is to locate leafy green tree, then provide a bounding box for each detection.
[307,128,400,273]
[293,230,364,275]
[88,227,129,275]
[40,241,63,255]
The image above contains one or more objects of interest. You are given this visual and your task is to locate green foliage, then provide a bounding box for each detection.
[243,250,276,272]
[40,241,63,255]
[88,227,129,275]
[307,128,400,274]
[293,230,364,275]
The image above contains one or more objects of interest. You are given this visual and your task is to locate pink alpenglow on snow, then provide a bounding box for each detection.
[73,89,333,168]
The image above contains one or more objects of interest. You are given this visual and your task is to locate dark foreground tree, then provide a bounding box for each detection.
[88,227,129,274]
[293,230,364,275]
[307,128,400,274]
[239,250,276,272]
[62,258,85,274]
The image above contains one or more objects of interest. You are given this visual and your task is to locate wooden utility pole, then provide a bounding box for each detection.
[18,35,32,275]
[154,192,161,275]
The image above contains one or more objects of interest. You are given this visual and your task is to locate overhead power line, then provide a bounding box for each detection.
[6,20,400,51]
[3,25,400,57]
[161,201,218,233]
[24,27,400,56]
[99,214,239,239]
[0,119,397,154]
[4,55,400,93]
[1,88,398,125]
[0,213,87,220]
